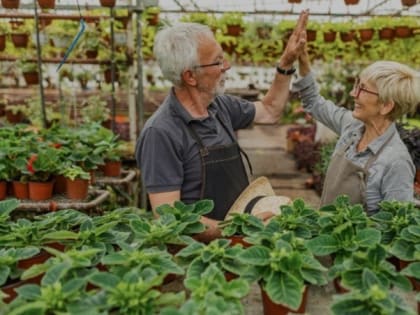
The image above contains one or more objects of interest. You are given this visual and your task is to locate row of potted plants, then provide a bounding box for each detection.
[0,195,419,314]
[0,123,124,201]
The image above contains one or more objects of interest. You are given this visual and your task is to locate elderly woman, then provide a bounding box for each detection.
[293,50,420,215]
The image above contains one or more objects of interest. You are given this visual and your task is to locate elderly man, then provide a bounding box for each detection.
[136,11,309,241]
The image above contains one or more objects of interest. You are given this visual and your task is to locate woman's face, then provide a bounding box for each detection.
[350,77,381,123]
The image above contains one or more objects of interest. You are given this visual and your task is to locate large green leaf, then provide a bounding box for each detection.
[7,301,46,315]
[41,261,71,286]
[238,245,270,266]
[354,228,381,248]
[0,265,10,286]
[305,235,339,255]
[264,272,303,310]
[89,272,120,290]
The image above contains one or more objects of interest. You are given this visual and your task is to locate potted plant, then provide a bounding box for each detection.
[5,103,27,124]
[238,232,327,314]
[80,95,110,124]
[37,0,55,9]
[75,70,92,90]
[331,269,416,315]
[161,264,250,315]
[0,22,10,51]
[218,212,264,247]
[144,6,160,26]
[60,165,90,200]
[17,58,39,86]
[175,238,249,282]
[329,243,412,293]
[1,0,20,9]
[219,12,245,37]
[10,21,31,48]
[99,0,116,8]
[95,133,123,177]
[25,146,60,201]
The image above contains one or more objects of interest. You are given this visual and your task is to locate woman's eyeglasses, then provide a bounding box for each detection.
[352,78,379,98]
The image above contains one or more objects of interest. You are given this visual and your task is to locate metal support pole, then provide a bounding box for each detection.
[110,7,117,133]
[134,0,147,209]
[33,0,47,128]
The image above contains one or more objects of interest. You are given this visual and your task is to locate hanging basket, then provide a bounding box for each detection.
[99,0,116,7]
[394,26,412,38]
[306,29,317,42]
[323,31,336,43]
[37,0,55,9]
[339,30,355,42]
[1,0,20,9]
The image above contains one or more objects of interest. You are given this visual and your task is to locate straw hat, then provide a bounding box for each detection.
[226,176,291,219]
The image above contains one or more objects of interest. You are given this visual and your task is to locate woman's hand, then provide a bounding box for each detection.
[278,9,309,69]
[298,46,311,77]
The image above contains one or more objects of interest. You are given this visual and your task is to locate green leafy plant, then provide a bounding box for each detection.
[305,195,381,264]
[155,199,214,235]
[0,247,40,285]
[175,238,249,280]
[329,243,412,292]
[370,200,420,245]
[389,224,420,262]
[161,263,250,315]
[80,95,110,124]
[218,213,264,238]
[88,267,184,314]
[331,269,416,315]
[238,232,327,310]
[60,165,90,181]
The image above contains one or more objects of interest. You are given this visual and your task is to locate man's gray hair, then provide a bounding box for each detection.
[153,23,214,87]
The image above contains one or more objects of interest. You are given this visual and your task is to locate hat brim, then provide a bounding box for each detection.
[226,176,275,218]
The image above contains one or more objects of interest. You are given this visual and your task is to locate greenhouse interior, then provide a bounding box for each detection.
[0,0,419,314]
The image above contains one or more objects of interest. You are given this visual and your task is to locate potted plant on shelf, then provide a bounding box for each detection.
[37,0,55,9]
[144,6,160,26]
[95,132,123,177]
[25,146,60,201]
[1,0,20,9]
[60,165,90,200]
[17,58,39,86]
[5,103,27,124]
[219,12,245,37]
[99,0,116,8]
[0,22,10,51]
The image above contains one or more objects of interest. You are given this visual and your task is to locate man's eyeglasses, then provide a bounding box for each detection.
[352,78,379,98]
[193,60,226,70]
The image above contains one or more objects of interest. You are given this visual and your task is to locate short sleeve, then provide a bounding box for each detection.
[135,126,184,193]
[215,95,255,131]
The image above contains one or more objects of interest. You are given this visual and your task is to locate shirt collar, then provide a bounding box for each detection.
[364,122,397,154]
[169,87,218,124]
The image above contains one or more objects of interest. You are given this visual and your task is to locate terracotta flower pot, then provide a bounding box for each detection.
[28,181,54,201]
[340,31,355,42]
[333,278,350,294]
[1,0,20,9]
[37,0,55,9]
[226,25,243,37]
[103,160,121,177]
[228,235,252,248]
[11,33,29,48]
[2,274,43,304]
[415,169,420,184]
[0,181,6,200]
[379,27,395,40]
[395,26,412,38]
[401,0,416,6]
[99,0,116,7]
[65,178,89,200]
[23,72,39,85]
[5,110,24,123]
[323,31,336,43]
[12,181,29,199]
[306,30,317,42]
[344,0,359,4]
[54,175,66,194]
[358,28,374,42]
[0,34,6,51]
[260,284,308,315]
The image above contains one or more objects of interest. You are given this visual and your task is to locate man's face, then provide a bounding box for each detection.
[194,36,230,98]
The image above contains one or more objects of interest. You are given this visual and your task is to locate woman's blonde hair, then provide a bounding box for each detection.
[360,61,420,121]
